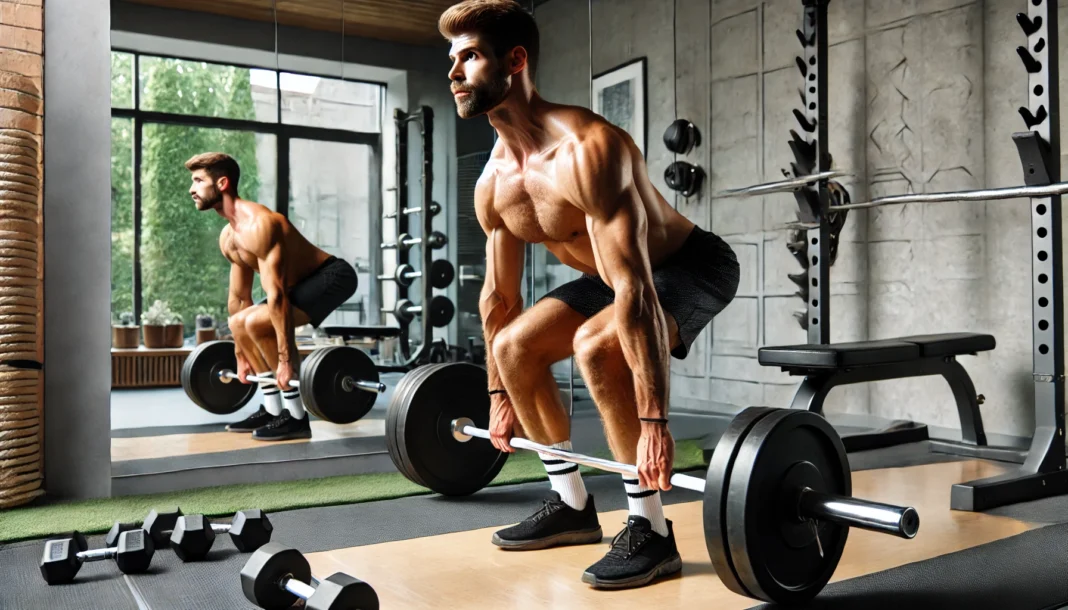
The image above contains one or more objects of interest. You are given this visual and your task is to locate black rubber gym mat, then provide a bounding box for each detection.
[751,521,1068,610]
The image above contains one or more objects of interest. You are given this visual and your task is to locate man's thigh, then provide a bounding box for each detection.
[502,296,588,365]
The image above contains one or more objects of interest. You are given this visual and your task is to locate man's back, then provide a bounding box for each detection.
[219,199,333,288]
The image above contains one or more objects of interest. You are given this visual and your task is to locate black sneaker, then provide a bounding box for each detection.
[251,411,312,441]
[581,516,682,589]
[225,405,273,433]
[491,492,603,551]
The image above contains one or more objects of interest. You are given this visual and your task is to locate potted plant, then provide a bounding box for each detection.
[165,312,185,348]
[141,300,176,348]
[112,311,139,349]
[195,309,217,345]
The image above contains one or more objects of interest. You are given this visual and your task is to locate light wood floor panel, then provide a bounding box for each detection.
[110,418,385,462]
[305,460,1033,609]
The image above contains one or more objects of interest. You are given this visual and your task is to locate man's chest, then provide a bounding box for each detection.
[488,167,586,244]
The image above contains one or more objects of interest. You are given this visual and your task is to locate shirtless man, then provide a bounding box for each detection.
[439,0,740,590]
[185,152,358,441]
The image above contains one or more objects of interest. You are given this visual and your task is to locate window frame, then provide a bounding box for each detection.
[110,49,384,324]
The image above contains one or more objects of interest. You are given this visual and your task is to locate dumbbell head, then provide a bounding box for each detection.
[113,529,155,574]
[106,521,139,548]
[230,509,274,552]
[171,514,216,562]
[308,573,380,610]
[429,259,454,289]
[143,506,184,546]
[427,231,447,250]
[241,542,312,610]
[40,531,89,585]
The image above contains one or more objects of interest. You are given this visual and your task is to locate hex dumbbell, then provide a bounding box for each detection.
[41,530,154,585]
[241,543,378,610]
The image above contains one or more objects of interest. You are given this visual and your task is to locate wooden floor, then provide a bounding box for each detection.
[303,460,1034,609]
[110,417,385,462]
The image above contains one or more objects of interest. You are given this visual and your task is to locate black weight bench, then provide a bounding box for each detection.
[758,332,1026,461]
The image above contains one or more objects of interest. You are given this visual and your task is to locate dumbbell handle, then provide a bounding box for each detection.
[78,547,119,562]
[279,574,323,602]
[219,370,386,394]
[452,419,919,540]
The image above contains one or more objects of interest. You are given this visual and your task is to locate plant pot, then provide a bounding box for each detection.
[112,326,139,349]
[196,328,217,345]
[165,324,185,348]
[142,324,166,348]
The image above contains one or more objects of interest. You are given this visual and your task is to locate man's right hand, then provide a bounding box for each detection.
[235,350,253,384]
[489,393,519,453]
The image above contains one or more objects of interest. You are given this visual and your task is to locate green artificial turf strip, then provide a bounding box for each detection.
[0,439,707,545]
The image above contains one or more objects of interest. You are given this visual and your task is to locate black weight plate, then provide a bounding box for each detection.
[295,346,331,417]
[725,409,850,605]
[389,362,507,495]
[428,295,455,328]
[429,259,455,289]
[181,341,257,415]
[386,364,442,487]
[703,406,778,599]
[302,346,380,424]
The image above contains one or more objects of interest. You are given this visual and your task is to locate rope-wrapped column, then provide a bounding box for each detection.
[0,4,44,509]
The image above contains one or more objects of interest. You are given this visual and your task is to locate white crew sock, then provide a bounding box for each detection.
[258,372,284,416]
[623,476,669,537]
[282,386,307,420]
[539,440,588,511]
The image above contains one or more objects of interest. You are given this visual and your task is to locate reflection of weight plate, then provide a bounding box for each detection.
[428,260,455,289]
[385,363,507,495]
[181,341,256,415]
[300,346,380,424]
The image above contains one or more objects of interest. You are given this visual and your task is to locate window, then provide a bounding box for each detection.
[111,50,383,337]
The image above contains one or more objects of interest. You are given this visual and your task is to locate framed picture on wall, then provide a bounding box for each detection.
[592,57,647,157]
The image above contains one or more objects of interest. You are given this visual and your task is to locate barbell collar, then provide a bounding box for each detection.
[797,488,919,539]
[451,418,705,492]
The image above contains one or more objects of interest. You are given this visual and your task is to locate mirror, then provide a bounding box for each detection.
[107,0,507,493]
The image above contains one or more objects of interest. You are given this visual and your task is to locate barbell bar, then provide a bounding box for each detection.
[712,170,850,200]
[220,370,385,395]
[832,180,1068,211]
[450,418,917,539]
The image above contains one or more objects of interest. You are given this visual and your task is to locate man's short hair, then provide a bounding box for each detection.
[438,0,540,78]
[185,152,241,195]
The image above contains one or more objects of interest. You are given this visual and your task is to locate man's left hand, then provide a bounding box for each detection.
[275,360,296,390]
[636,422,675,491]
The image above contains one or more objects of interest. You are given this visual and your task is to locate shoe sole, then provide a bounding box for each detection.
[580,553,683,590]
[225,426,260,433]
[492,527,604,551]
[252,432,313,442]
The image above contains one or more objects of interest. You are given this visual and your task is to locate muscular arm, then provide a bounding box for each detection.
[254,218,297,367]
[476,181,525,393]
[565,127,670,421]
[222,229,255,355]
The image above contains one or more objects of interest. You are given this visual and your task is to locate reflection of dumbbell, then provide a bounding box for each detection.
[383,201,441,219]
[380,231,448,251]
[386,295,454,327]
[241,542,379,609]
[377,260,455,289]
[41,530,154,585]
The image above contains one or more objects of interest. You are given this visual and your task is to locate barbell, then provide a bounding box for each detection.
[384,362,920,605]
[181,341,385,424]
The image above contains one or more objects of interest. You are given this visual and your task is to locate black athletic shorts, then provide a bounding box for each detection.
[539,226,740,359]
[258,256,358,328]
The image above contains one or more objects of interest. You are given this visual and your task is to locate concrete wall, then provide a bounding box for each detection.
[45,0,113,499]
[535,0,1060,441]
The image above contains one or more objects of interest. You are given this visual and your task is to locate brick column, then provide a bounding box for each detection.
[0,0,44,510]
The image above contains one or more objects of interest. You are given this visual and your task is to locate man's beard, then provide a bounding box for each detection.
[194,185,222,211]
[455,72,509,119]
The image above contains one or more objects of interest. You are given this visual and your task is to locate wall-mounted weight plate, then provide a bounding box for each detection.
[181,341,257,415]
[385,362,508,496]
[429,260,455,289]
[301,346,380,424]
[725,408,851,605]
[427,295,454,328]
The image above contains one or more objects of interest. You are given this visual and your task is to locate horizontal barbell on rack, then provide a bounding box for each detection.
[382,295,455,328]
[712,170,850,200]
[383,201,442,219]
[181,341,384,424]
[385,362,920,605]
[377,260,455,289]
[380,231,448,251]
[831,180,1068,211]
